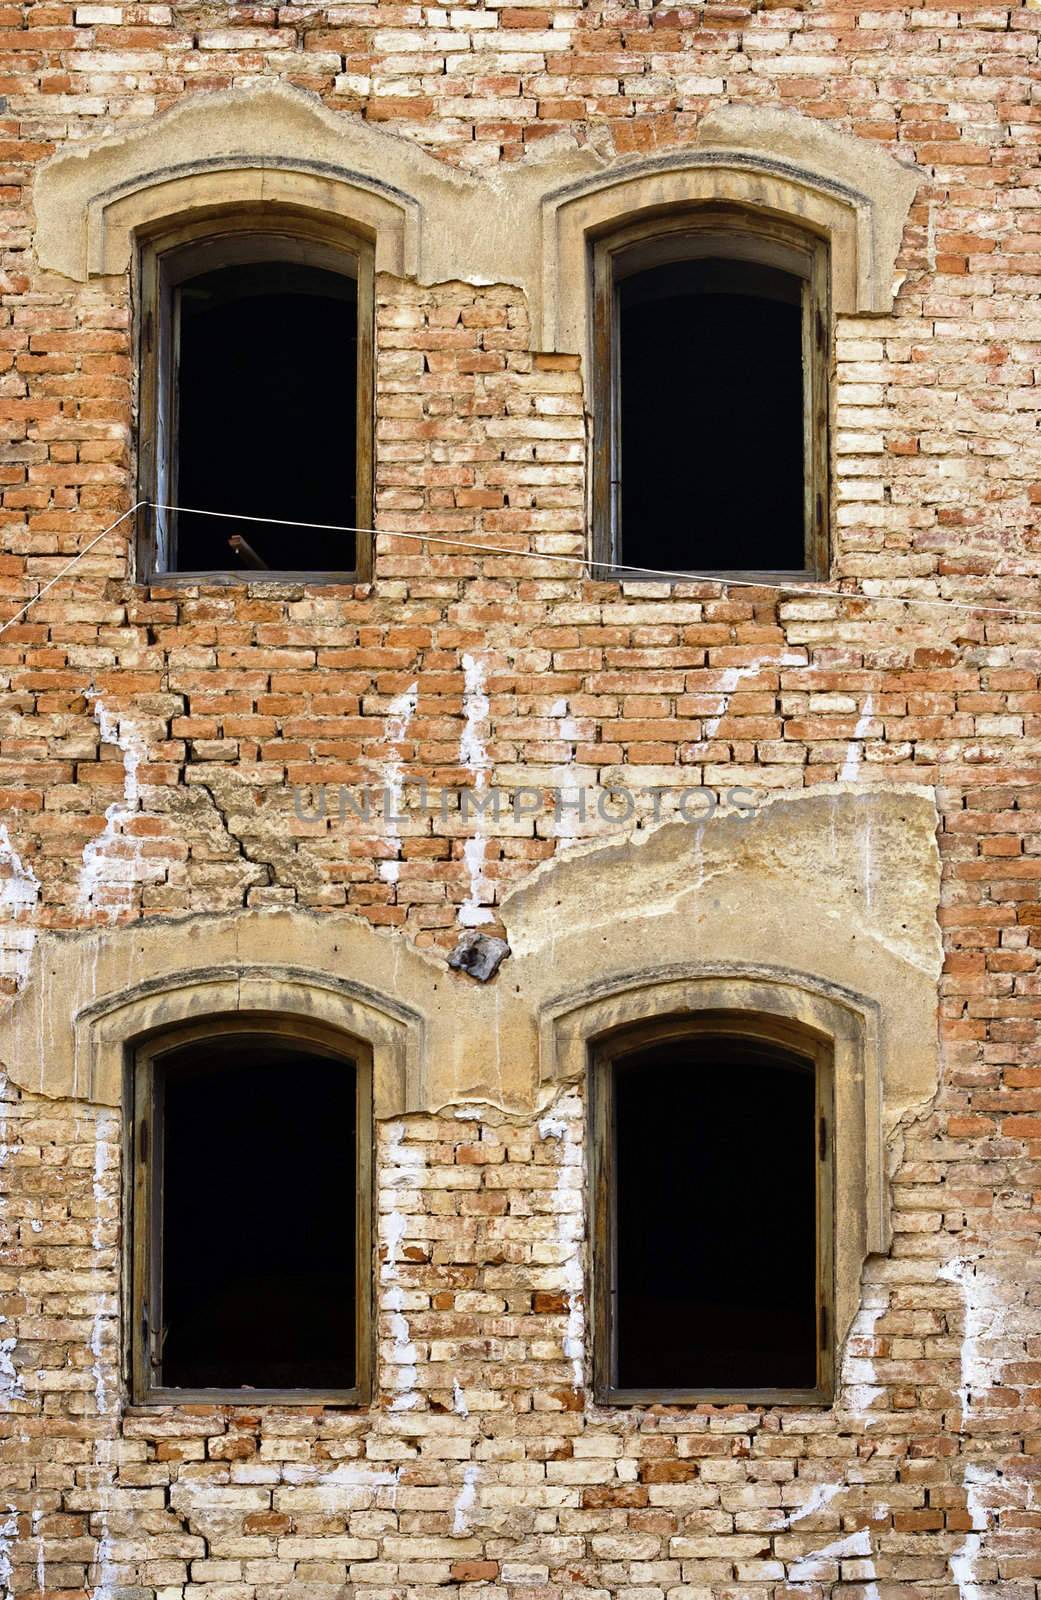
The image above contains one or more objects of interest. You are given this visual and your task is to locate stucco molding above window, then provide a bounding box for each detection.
[540,105,921,349]
[0,914,442,1115]
[509,786,941,1360]
[0,790,938,1122]
[33,84,919,333]
[513,788,941,1142]
[33,82,441,282]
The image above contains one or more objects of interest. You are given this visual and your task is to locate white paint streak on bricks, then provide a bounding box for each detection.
[31,1508,43,1595]
[840,1291,887,1421]
[941,1252,1009,1598]
[950,1464,997,1600]
[452,1464,479,1536]
[0,1079,22,1404]
[784,1481,842,1526]
[786,1526,872,1580]
[90,1121,112,1418]
[841,693,875,781]
[459,653,494,926]
[703,653,804,740]
[380,682,418,885]
[538,1103,584,1390]
[0,824,39,990]
[382,1122,425,1411]
[0,1506,18,1600]
[940,1253,1003,1418]
[77,692,150,919]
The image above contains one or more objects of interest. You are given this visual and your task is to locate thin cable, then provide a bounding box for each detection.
[152,501,1041,625]
[0,502,146,637]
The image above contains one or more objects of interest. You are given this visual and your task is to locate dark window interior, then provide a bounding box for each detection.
[618,257,805,574]
[158,1036,357,1390]
[174,260,358,572]
[612,1034,818,1392]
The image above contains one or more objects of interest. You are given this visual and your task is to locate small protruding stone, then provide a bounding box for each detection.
[448,931,510,982]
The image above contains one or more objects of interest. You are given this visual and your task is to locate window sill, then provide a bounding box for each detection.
[603,568,822,586]
[145,570,366,587]
[595,1385,834,1408]
[132,1387,369,1408]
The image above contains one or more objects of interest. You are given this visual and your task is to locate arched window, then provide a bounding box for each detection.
[130,1017,372,1404]
[589,1015,833,1404]
[591,211,829,580]
[137,216,373,580]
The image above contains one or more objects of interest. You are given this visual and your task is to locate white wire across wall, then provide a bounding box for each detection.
[3,498,1041,634]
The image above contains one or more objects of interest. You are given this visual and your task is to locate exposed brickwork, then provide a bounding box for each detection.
[2,1,1041,1596]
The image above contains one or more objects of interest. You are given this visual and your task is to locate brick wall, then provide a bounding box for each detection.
[2,0,1041,1595]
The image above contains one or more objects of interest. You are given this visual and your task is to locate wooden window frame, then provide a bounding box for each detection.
[589,1011,835,1408]
[135,211,374,585]
[127,1013,374,1407]
[591,208,831,583]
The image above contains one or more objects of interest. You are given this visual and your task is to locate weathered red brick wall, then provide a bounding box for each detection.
[1,1,1040,1595]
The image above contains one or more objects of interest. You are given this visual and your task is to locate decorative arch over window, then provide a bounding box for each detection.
[136,209,373,580]
[589,1010,833,1404]
[129,1012,373,1404]
[539,115,921,352]
[544,965,881,1393]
